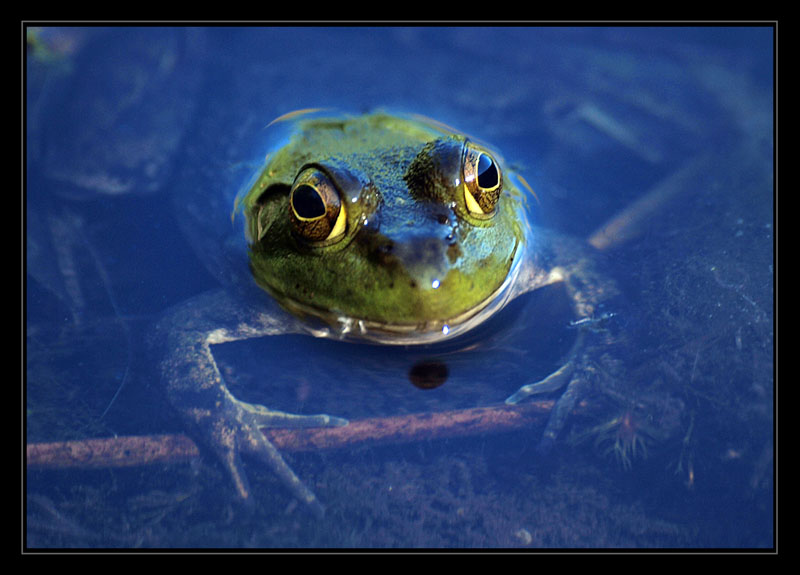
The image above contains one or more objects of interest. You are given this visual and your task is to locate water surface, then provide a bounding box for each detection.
[25,25,774,548]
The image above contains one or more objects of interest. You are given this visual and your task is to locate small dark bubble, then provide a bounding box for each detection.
[408,360,449,390]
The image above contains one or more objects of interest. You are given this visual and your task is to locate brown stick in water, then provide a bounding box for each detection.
[27,400,554,470]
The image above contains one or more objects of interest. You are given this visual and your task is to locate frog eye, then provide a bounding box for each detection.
[289,169,347,243]
[462,146,502,217]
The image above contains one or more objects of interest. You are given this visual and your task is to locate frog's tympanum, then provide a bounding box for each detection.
[158,111,614,516]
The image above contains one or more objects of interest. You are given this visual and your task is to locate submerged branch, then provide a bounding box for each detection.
[27,400,555,470]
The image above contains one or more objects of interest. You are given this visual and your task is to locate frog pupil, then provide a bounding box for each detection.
[477,154,498,189]
[293,185,326,219]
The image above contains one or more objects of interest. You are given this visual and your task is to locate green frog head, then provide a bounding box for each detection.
[241,112,528,343]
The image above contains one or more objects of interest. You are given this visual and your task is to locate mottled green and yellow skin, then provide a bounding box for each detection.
[241,113,527,340]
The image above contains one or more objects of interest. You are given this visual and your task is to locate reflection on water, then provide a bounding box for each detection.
[25,26,773,548]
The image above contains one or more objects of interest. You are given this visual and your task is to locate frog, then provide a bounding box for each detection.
[155,110,616,517]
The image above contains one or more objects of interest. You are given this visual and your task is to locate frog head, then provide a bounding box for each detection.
[241,112,528,343]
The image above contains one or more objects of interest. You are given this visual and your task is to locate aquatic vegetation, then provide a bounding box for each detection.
[581,408,657,469]
[570,383,686,471]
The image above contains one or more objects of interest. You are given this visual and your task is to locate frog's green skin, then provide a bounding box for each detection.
[243,113,528,343]
[157,111,613,515]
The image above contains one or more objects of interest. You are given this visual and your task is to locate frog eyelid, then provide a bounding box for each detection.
[295,162,338,185]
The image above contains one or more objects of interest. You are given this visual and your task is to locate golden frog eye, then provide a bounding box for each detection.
[289,168,347,243]
[462,146,502,217]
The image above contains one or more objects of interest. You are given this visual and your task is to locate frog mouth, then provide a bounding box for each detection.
[274,245,524,346]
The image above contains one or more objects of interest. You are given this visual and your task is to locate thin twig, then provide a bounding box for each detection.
[27,400,554,470]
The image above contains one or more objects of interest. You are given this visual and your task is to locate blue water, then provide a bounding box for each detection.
[25,26,774,548]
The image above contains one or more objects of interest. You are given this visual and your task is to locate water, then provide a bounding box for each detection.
[25,26,774,548]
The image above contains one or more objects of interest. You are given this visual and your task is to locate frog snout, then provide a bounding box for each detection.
[371,233,453,293]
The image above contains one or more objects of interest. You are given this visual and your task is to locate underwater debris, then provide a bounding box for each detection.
[27,400,558,469]
[570,384,685,471]
[580,408,655,469]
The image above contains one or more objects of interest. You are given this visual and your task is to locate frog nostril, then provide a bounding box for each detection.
[377,242,394,255]
[436,213,450,225]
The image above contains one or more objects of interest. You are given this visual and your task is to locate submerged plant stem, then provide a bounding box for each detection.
[27,400,556,470]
